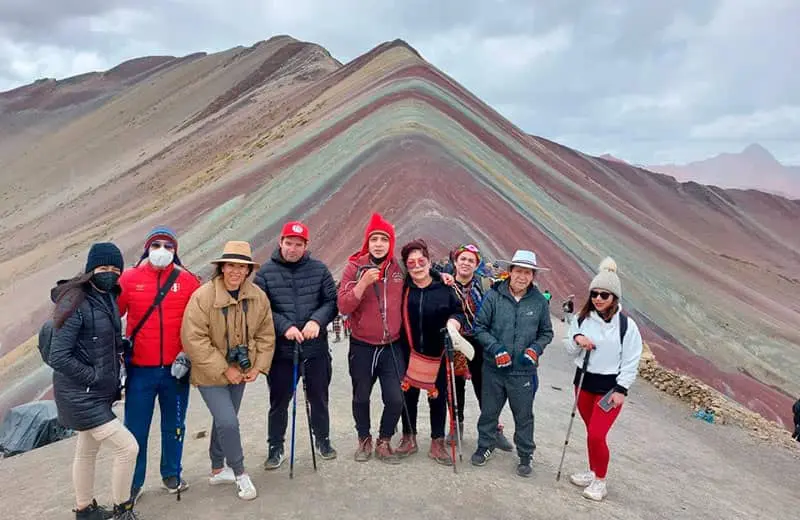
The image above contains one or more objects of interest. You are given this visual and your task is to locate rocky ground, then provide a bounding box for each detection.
[1,318,798,519]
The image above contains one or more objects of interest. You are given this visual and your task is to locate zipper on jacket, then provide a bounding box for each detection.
[418,289,425,352]
[158,271,164,366]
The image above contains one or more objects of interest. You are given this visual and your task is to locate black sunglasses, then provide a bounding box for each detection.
[590,290,612,301]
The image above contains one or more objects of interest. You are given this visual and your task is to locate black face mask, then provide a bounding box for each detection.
[92,271,119,292]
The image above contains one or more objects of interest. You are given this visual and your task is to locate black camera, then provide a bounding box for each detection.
[227,344,252,371]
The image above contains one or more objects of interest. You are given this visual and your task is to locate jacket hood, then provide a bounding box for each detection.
[348,212,396,264]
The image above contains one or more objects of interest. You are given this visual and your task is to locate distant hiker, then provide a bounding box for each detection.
[254,221,339,468]
[117,227,200,502]
[471,250,553,477]
[337,213,406,463]
[792,399,800,441]
[332,314,343,342]
[49,243,140,519]
[394,239,464,465]
[562,297,575,323]
[564,257,643,501]
[448,244,513,451]
[181,241,276,501]
[543,289,552,304]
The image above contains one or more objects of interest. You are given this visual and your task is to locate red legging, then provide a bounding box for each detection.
[576,389,623,479]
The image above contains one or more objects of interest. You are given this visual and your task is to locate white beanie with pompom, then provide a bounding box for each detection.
[589,257,622,298]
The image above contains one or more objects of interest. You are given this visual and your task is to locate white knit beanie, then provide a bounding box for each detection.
[589,257,622,298]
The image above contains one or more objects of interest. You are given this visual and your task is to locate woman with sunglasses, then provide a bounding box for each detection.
[394,239,464,465]
[565,257,643,501]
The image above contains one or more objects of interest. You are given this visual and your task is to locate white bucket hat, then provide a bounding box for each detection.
[503,250,550,271]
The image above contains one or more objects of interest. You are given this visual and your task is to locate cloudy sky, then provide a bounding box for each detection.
[1,0,798,165]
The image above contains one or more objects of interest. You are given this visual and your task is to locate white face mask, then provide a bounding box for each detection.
[149,247,174,268]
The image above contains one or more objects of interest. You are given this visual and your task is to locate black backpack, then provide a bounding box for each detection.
[578,312,628,345]
[38,310,82,366]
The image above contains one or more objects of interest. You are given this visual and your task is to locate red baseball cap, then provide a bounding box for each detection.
[281,221,309,241]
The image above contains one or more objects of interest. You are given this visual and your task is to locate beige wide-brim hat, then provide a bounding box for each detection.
[210,241,261,269]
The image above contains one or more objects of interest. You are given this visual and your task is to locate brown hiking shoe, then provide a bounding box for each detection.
[395,434,418,458]
[374,437,401,464]
[429,437,454,466]
[354,436,373,462]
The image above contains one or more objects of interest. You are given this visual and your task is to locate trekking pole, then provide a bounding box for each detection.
[301,355,317,472]
[556,349,592,482]
[175,387,184,502]
[442,329,462,464]
[290,341,300,479]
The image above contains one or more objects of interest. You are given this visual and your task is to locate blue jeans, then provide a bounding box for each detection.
[124,366,190,490]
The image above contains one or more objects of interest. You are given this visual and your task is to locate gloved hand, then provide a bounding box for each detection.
[494,347,512,368]
[171,352,191,380]
[446,321,474,361]
[521,347,539,367]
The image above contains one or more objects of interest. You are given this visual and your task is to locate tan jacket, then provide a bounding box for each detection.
[181,276,276,386]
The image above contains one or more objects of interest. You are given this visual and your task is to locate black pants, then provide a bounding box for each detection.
[349,339,405,439]
[401,356,448,439]
[477,369,536,458]
[454,336,483,423]
[267,355,332,447]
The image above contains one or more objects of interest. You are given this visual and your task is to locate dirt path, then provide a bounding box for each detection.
[2,318,798,519]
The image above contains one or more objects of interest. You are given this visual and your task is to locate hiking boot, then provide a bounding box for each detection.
[161,476,189,494]
[354,436,373,462]
[316,437,338,460]
[471,446,494,466]
[428,438,454,466]
[209,467,236,486]
[74,499,113,520]
[236,473,258,501]
[496,425,513,452]
[395,434,418,458]
[570,470,596,487]
[112,500,139,520]
[374,437,401,464]
[583,478,608,501]
[263,444,285,470]
[516,456,532,477]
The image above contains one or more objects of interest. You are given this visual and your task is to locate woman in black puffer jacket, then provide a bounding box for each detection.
[394,239,464,466]
[50,243,140,520]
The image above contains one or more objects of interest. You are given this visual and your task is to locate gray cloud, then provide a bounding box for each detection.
[0,0,798,164]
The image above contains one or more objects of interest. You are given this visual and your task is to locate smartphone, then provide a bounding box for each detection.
[598,389,615,412]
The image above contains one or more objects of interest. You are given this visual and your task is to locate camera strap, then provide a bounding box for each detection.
[221,298,249,353]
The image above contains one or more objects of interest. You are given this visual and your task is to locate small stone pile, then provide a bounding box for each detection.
[638,343,798,451]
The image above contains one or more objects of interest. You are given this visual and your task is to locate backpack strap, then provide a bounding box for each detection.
[618,312,628,345]
[129,268,181,344]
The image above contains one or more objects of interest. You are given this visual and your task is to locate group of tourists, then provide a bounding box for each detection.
[47,212,644,519]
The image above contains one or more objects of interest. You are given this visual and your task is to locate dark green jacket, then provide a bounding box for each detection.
[474,280,553,376]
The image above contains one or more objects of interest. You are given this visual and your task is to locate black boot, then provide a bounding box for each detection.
[112,499,139,519]
[74,499,113,520]
[516,455,532,477]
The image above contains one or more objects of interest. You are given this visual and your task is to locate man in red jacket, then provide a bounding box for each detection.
[118,227,201,502]
[338,213,406,463]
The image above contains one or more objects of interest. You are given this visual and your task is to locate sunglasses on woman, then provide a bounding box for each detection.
[406,258,429,269]
[590,290,612,301]
[150,241,175,250]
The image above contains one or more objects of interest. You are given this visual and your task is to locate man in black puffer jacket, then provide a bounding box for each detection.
[254,221,338,468]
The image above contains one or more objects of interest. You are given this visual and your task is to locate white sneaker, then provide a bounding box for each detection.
[209,467,236,486]
[582,478,608,501]
[569,470,596,487]
[236,473,258,500]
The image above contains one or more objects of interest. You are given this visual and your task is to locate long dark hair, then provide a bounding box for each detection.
[576,292,619,324]
[52,272,93,328]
